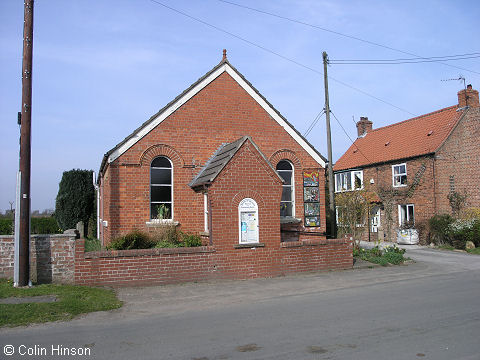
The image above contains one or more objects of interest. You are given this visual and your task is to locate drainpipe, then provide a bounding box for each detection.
[92,172,100,240]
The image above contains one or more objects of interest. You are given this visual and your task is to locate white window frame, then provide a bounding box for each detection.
[203,193,209,233]
[392,163,407,187]
[398,204,414,226]
[150,156,173,221]
[277,160,295,217]
[335,170,363,192]
[238,198,259,244]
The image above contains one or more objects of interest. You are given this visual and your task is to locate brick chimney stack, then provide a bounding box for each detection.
[356,116,373,137]
[458,84,479,108]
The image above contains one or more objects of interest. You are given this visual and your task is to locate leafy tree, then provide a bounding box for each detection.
[55,169,95,231]
[335,187,376,249]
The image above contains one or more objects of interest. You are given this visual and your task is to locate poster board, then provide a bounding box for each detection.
[303,171,320,227]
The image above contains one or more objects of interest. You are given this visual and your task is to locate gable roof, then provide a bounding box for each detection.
[189,136,283,188]
[99,57,326,175]
[334,105,466,172]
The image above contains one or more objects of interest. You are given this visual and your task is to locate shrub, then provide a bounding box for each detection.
[428,214,454,245]
[151,225,179,245]
[107,230,154,250]
[180,232,202,247]
[447,218,480,249]
[0,218,13,235]
[31,217,62,234]
[354,245,407,266]
[84,238,101,252]
[383,246,406,265]
[55,169,95,231]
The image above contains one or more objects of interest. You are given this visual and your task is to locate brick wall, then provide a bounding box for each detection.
[100,70,325,244]
[0,233,76,284]
[74,238,352,287]
[434,106,480,213]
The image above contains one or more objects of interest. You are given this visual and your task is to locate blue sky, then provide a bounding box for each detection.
[1,0,479,213]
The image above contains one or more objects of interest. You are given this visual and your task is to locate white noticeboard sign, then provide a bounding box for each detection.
[238,198,259,244]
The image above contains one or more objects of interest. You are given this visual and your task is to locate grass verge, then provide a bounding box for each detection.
[466,248,480,255]
[0,279,122,327]
[354,246,408,266]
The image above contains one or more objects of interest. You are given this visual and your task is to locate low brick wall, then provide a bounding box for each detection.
[1,235,352,287]
[74,237,352,287]
[0,233,76,284]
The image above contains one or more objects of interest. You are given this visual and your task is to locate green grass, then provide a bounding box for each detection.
[466,248,480,255]
[437,244,455,251]
[354,246,408,266]
[0,279,122,327]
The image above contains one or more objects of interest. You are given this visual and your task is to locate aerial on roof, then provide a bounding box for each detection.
[334,105,466,171]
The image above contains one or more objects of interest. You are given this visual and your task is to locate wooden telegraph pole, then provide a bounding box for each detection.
[322,51,335,238]
[18,0,34,286]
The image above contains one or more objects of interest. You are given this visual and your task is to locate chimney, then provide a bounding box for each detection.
[356,116,373,137]
[458,84,479,108]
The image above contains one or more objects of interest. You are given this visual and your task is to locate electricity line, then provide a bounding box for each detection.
[331,52,480,62]
[217,0,480,76]
[330,54,480,65]
[148,0,416,116]
[330,110,371,163]
[304,110,325,137]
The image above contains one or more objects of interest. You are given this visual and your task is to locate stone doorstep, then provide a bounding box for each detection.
[0,295,58,304]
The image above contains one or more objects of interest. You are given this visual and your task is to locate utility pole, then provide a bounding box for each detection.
[323,51,335,238]
[18,0,34,287]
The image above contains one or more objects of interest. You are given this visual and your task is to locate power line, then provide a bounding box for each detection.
[217,0,480,76]
[332,52,480,62]
[148,0,416,116]
[330,110,371,164]
[330,54,480,65]
[304,110,325,137]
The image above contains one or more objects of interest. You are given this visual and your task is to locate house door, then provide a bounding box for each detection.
[371,206,381,233]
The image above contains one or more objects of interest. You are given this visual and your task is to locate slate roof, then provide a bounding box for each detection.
[189,136,283,188]
[334,105,466,172]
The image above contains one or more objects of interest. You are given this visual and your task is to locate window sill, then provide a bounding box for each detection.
[392,185,407,188]
[146,219,180,227]
[234,243,265,249]
[280,217,302,224]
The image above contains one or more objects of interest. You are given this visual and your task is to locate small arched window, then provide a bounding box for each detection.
[276,160,294,217]
[150,156,172,220]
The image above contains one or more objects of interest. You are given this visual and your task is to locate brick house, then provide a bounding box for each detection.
[333,85,480,243]
[97,51,329,249]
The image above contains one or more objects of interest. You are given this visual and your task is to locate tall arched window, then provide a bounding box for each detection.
[150,156,172,220]
[276,160,294,217]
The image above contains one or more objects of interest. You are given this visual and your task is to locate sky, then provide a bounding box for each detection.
[1,0,479,213]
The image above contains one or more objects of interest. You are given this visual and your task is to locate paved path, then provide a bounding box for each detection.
[1,248,479,360]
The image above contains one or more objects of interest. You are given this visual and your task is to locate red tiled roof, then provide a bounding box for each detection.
[334,105,465,171]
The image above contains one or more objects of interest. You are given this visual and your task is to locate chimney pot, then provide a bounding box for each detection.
[222,49,227,61]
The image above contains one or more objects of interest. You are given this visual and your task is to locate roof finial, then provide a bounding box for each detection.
[222,49,227,61]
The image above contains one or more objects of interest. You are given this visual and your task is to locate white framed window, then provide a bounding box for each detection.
[238,198,259,244]
[398,204,414,227]
[276,160,295,217]
[203,193,209,233]
[335,170,363,192]
[392,163,407,187]
[150,156,173,220]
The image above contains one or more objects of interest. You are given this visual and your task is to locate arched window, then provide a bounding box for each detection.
[276,160,294,217]
[150,156,172,220]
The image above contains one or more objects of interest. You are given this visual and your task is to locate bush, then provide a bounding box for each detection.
[383,246,407,265]
[354,245,407,266]
[55,169,95,231]
[31,217,62,234]
[180,232,202,247]
[429,214,454,245]
[0,218,13,235]
[84,238,101,252]
[107,230,154,250]
[447,218,480,249]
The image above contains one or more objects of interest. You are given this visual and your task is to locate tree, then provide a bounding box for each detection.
[335,187,376,249]
[55,169,95,231]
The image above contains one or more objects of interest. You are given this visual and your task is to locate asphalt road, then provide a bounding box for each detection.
[1,248,479,360]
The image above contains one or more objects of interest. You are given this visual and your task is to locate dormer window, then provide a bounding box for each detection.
[392,163,407,187]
